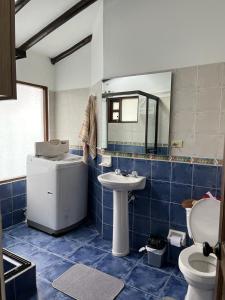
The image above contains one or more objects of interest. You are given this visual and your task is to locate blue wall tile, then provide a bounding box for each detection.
[193,165,217,188]
[88,155,221,259]
[151,180,170,202]
[170,204,186,226]
[217,167,222,189]
[103,189,113,209]
[192,186,217,199]
[133,196,150,217]
[0,179,27,229]
[13,194,26,210]
[12,180,26,196]
[150,220,169,238]
[172,163,193,185]
[133,159,151,179]
[118,158,135,173]
[132,233,148,250]
[1,198,12,215]
[13,209,25,225]
[0,183,12,200]
[171,183,192,204]
[133,215,150,235]
[135,180,151,198]
[151,200,169,222]
[103,207,113,226]
[152,161,171,181]
[103,223,113,240]
[2,213,13,229]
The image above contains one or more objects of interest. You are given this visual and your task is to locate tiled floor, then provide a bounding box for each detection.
[3,222,187,300]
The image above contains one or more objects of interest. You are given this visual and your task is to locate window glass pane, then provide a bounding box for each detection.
[112,112,119,120]
[113,102,119,110]
[121,98,138,122]
[0,83,45,180]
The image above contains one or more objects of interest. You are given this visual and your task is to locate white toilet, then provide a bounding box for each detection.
[179,198,220,300]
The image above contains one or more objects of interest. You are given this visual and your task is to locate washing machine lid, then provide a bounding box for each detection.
[189,198,220,246]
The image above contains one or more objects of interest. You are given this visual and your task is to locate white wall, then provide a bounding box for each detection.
[16,50,55,90]
[50,88,90,147]
[54,43,91,91]
[103,0,225,78]
[91,0,103,86]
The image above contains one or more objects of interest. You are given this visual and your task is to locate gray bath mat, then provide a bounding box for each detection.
[52,263,124,300]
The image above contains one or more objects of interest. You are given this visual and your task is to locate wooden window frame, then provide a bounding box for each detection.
[108,96,139,123]
[0,81,49,184]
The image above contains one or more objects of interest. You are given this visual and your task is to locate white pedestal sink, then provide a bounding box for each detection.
[98,172,146,257]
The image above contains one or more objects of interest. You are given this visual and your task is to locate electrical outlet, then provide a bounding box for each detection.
[171,140,183,148]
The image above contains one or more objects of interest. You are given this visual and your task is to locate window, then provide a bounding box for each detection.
[108,97,139,123]
[0,82,48,181]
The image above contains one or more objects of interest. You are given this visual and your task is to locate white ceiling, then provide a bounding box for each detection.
[15,0,99,57]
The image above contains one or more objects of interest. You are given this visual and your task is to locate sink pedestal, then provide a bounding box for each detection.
[112,191,129,257]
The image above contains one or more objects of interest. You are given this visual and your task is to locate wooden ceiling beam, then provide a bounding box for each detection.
[17,0,97,52]
[50,35,92,65]
[15,0,31,14]
[16,48,27,60]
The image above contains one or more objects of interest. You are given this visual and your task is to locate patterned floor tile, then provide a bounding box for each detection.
[44,237,82,257]
[68,245,107,266]
[160,275,187,300]
[94,253,135,279]
[126,264,170,296]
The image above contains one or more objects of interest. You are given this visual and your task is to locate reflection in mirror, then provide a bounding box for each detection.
[102,72,172,156]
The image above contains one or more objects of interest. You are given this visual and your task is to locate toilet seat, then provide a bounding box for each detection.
[179,245,217,284]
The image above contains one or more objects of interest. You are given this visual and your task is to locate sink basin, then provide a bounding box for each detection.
[98,172,146,191]
[98,172,146,257]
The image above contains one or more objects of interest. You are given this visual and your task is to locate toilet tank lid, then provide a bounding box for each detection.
[189,198,220,246]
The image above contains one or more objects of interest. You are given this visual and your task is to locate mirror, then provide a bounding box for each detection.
[102,72,172,155]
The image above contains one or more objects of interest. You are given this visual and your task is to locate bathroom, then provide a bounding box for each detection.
[0,0,225,299]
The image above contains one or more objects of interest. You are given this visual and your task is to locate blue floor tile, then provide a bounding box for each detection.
[64,224,98,243]
[160,275,187,300]
[123,250,143,264]
[7,224,55,247]
[45,237,82,257]
[88,235,112,252]
[126,264,170,296]
[116,285,155,300]
[2,233,20,248]
[39,259,74,283]
[140,254,175,274]
[28,249,62,273]
[31,277,72,300]
[94,253,135,279]
[7,241,38,261]
[3,223,186,300]
[68,245,107,266]
[172,266,185,279]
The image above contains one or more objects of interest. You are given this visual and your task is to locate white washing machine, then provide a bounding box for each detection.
[26,142,88,235]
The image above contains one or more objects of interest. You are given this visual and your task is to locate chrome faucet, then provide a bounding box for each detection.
[115,169,121,175]
[130,171,138,178]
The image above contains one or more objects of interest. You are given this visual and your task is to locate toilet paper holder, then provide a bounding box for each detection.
[167,229,186,247]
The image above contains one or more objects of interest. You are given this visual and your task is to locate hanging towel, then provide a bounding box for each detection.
[79,95,97,164]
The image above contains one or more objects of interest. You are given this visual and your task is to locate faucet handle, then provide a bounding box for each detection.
[131,171,138,177]
[115,169,121,175]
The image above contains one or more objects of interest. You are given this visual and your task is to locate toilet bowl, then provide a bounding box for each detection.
[178,198,220,300]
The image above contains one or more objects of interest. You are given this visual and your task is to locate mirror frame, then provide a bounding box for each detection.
[102,90,160,154]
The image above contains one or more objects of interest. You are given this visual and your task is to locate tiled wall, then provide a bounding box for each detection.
[171,62,225,159]
[0,179,26,229]
[88,154,222,263]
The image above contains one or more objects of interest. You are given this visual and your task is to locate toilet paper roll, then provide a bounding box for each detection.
[170,235,181,247]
